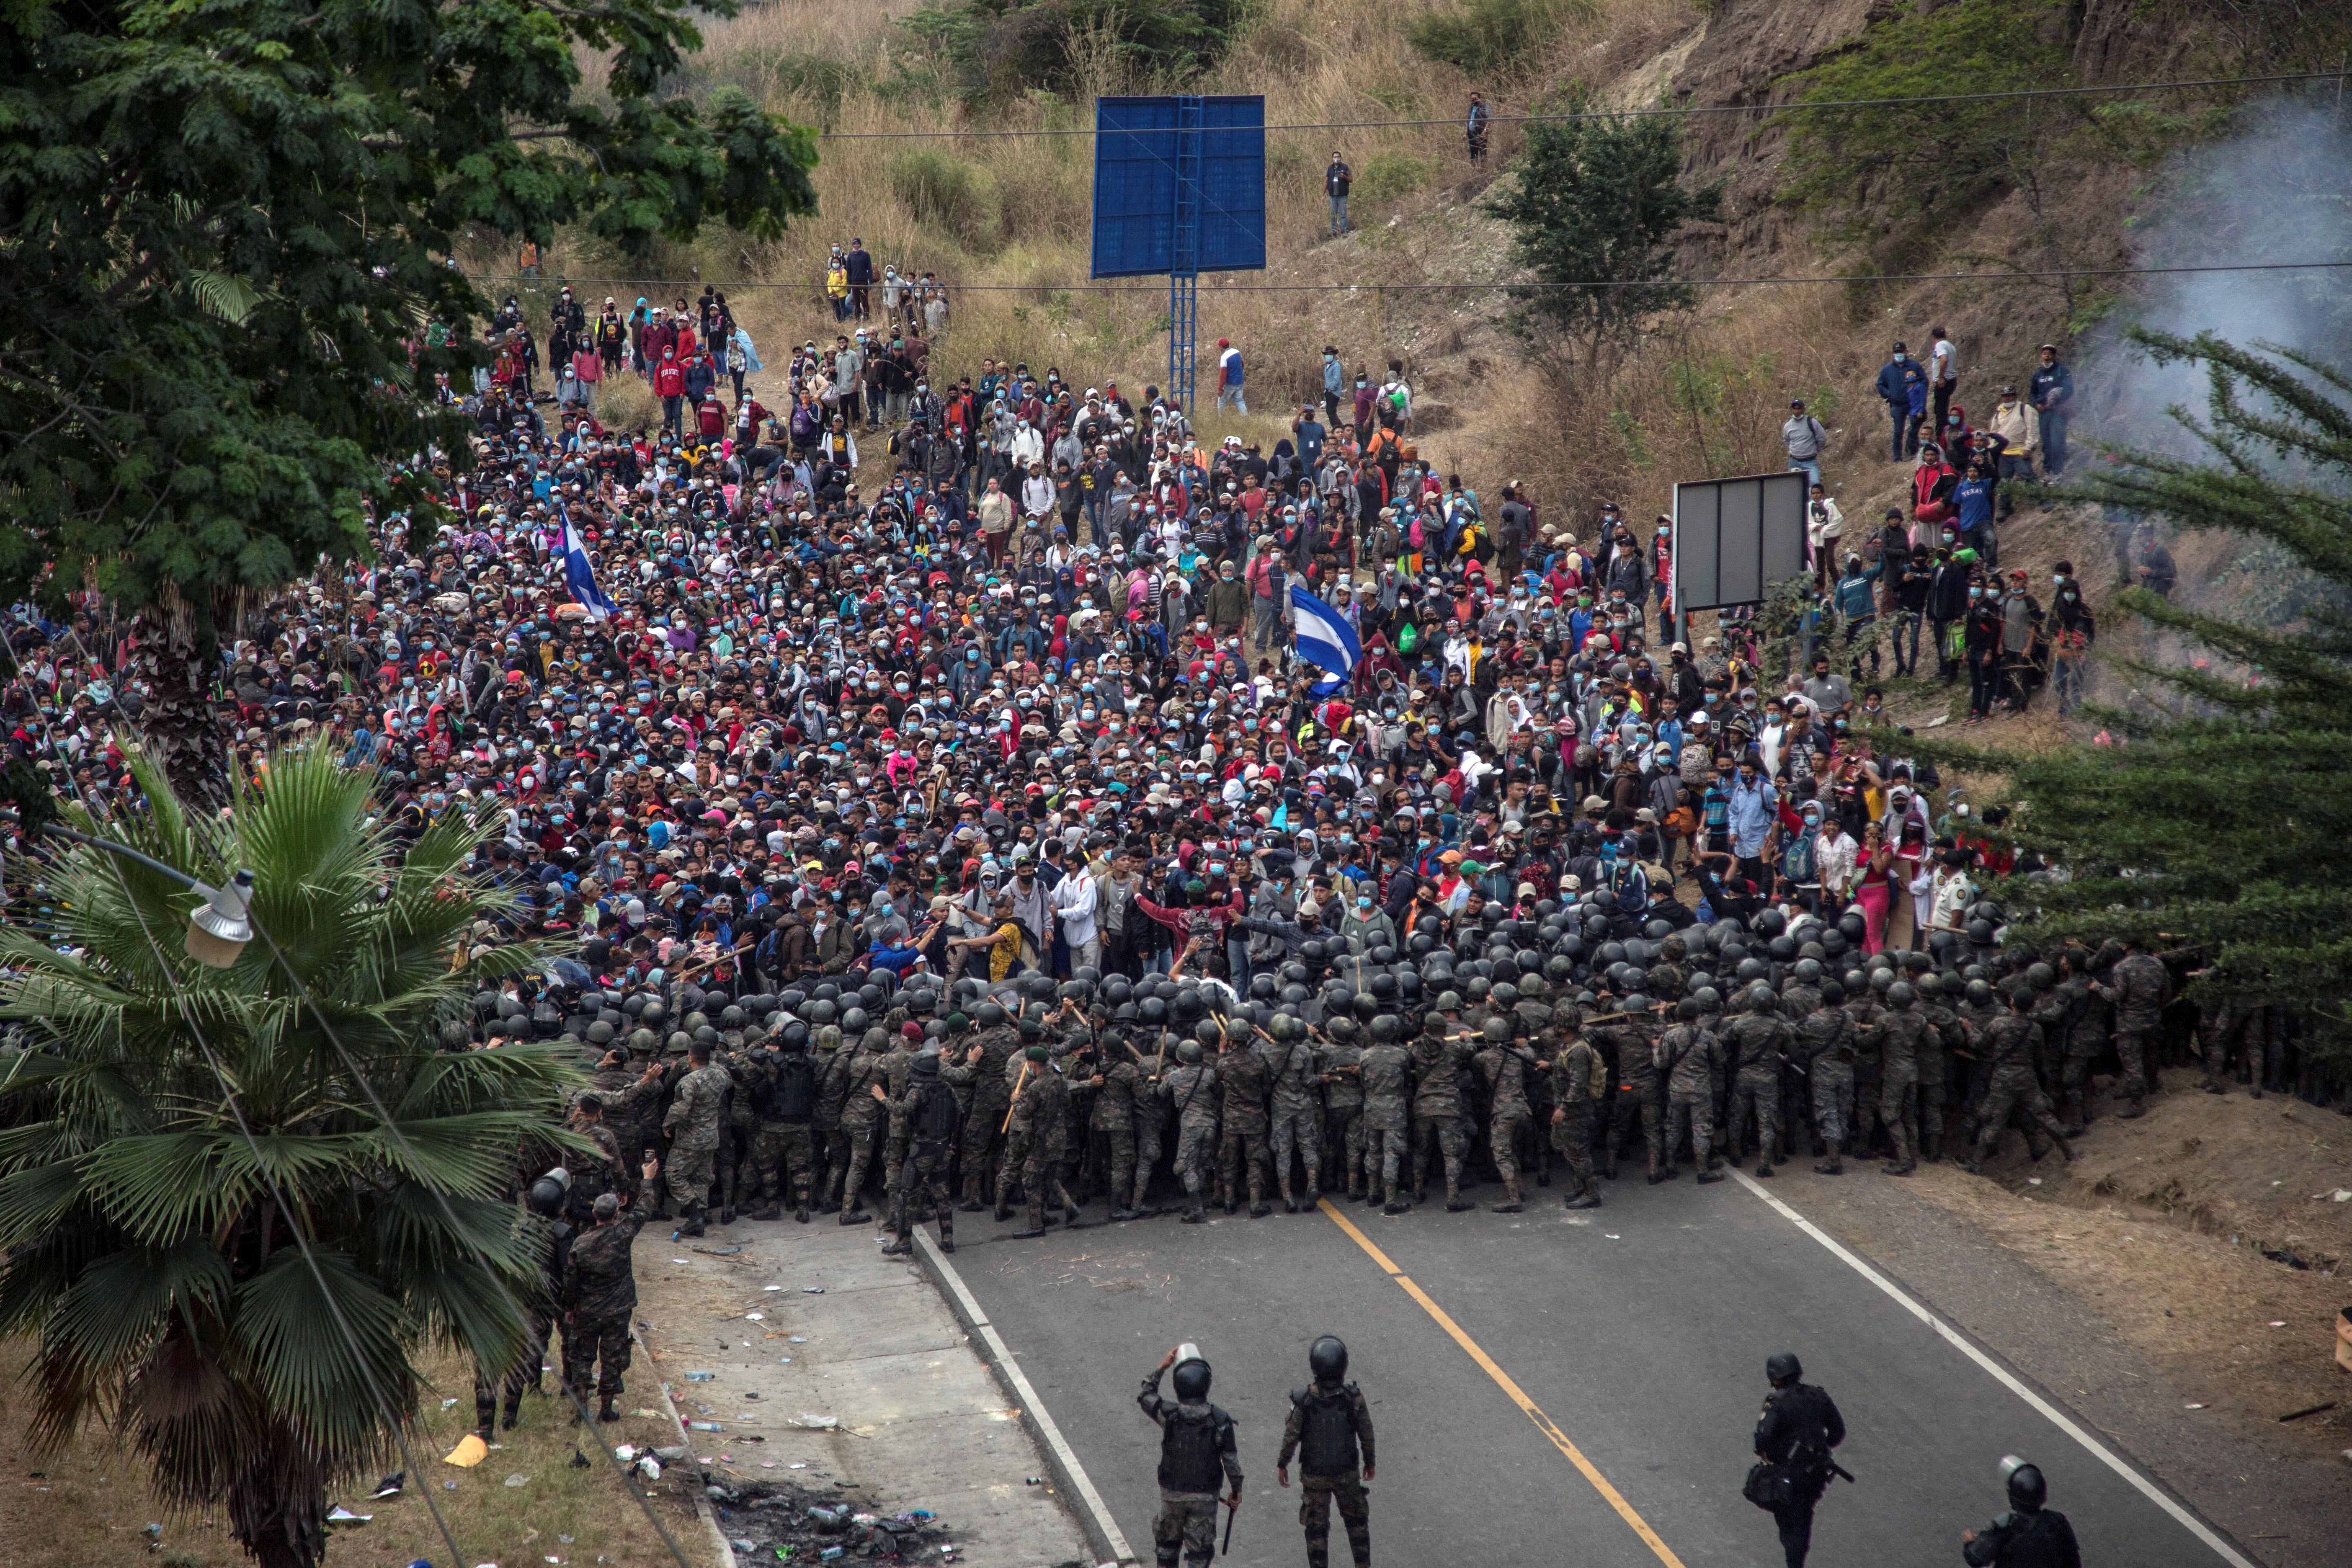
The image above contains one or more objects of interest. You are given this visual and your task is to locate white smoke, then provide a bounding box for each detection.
[2074,97,2352,456]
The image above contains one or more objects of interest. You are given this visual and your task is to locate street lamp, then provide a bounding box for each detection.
[8,814,257,969]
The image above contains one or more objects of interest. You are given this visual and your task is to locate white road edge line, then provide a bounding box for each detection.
[1728,1169,2259,1568]
[914,1228,1139,1565]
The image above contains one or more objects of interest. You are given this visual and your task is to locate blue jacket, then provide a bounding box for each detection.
[1833,565,1880,620]
[1876,358,1915,408]
[1956,475,1995,531]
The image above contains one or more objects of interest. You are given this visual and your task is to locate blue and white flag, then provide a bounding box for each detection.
[561,506,617,621]
[1289,583,1359,696]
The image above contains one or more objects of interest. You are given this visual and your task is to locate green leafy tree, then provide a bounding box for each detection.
[1947,332,2352,1069]
[1485,91,1722,381]
[0,744,578,1568]
[0,0,819,801]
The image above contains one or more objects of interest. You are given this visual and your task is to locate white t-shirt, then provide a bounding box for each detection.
[1930,337,1959,384]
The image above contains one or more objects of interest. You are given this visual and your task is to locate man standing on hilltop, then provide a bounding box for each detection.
[844,237,875,323]
[1326,152,1353,238]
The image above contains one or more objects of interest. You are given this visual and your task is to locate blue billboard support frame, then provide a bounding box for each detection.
[1090,93,1264,420]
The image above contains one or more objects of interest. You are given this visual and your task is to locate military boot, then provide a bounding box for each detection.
[1884,1134,1916,1176]
[1443,1179,1474,1213]
[1490,1174,1523,1214]
[750,1204,782,1222]
[1563,1185,1600,1209]
[1813,1142,1844,1176]
[676,1200,707,1238]
[598,1397,621,1423]
[1280,1178,1298,1215]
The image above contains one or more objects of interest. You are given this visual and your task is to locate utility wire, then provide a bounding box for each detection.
[0,644,472,1568]
[486,258,2352,294]
[806,68,2352,138]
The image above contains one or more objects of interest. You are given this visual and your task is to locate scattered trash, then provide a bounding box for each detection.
[2278,1402,2337,1423]
[746,1312,765,1321]
[1603,1233,1621,1241]
[765,1285,784,1292]
[686,1371,717,1381]
[326,1506,371,1526]
[734,1541,760,1555]
[2330,1190,2352,1203]
[570,1448,591,1470]
[443,1481,459,1491]
[788,1336,807,1344]
[2185,1403,2207,1410]
[820,1551,844,1564]
[443,1433,489,1468]
[370,1472,406,1499]
[2027,1178,2041,1186]
[903,1510,936,1522]
[762,1461,778,1469]
[802,1287,825,1294]
[504,1473,532,1488]
[653,1446,689,1461]
[636,1456,662,1482]
[2260,1246,2312,1270]
[1024,1477,1044,1486]
[633,1408,662,1418]
[560,1537,573,1546]
[695,1246,744,1256]
[780,1356,793,1364]
[690,1421,727,1432]
[674,1258,691,1265]
[790,1462,808,1470]
[2270,1321,2288,1328]
[790,1414,840,1431]
[143,1524,161,1547]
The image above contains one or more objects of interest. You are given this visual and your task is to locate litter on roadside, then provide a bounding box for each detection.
[326,1506,370,1525]
[790,1414,840,1430]
[443,1434,488,1468]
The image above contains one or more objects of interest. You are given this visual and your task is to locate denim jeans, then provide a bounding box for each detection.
[2054,654,2087,713]
[1219,386,1249,414]
[1967,649,1996,716]
[1788,457,1822,489]
[1227,935,1252,994]
[1891,609,1922,675]
[1887,404,1908,459]
[1328,193,1349,235]
[2042,412,2069,475]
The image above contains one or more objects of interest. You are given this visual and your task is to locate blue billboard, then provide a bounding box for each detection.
[1091,95,1267,279]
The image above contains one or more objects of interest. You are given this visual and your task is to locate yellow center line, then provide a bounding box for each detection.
[1318,1198,1689,1568]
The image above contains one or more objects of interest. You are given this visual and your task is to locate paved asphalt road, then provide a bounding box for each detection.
[938,1170,2252,1568]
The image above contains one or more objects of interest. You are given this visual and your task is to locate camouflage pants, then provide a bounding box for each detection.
[1726,1065,1782,1164]
[747,1120,817,1210]
[1412,1111,1468,1193]
[1880,1068,1919,1158]
[1973,1067,2067,1158]
[1606,1075,1664,1172]
[1362,1117,1406,1200]
[1301,1473,1371,1568]
[1664,1087,1717,1166]
[561,1309,633,1401]
[960,1095,1009,1203]
[1550,1100,1597,1194]
[1219,1123,1271,1206]
[2114,1024,2155,1104]
[1809,1063,1854,1146]
[891,1147,954,1244]
[1154,1492,1220,1568]
[1132,1114,1163,1207]
[1489,1109,1534,1187]
[665,1141,717,1212]
[1175,1120,1218,1200]
[1326,1105,1363,1194]
[1269,1099,1322,1195]
[839,1120,882,1212]
[1850,1074,1885,1154]
[473,1301,552,1430]
[1022,1138,1073,1229]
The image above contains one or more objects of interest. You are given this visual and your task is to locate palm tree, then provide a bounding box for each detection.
[0,742,581,1568]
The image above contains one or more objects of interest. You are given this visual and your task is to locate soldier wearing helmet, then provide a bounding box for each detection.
[1278,1335,1375,1568]
[1140,1343,1242,1568]
[1962,1457,2080,1567]
[1751,1350,1846,1567]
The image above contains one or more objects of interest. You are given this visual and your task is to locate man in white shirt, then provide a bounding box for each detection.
[1927,326,1960,433]
[1216,339,1246,414]
[1050,860,1101,975]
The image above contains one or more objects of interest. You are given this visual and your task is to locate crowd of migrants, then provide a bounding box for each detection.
[5,276,2339,1434]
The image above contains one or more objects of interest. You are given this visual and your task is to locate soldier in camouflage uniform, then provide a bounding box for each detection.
[2094,935,2169,1117]
[1963,986,2074,1172]
[2053,951,2105,1134]
[1214,1025,1274,1217]
[812,1024,854,1213]
[1263,1021,1325,1212]
[878,1049,959,1255]
[1008,1042,1080,1237]
[1277,1337,1375,1568]
[1875,982,1928,1175]
[1546,1012,1606,1209]
[1090,1029,1149,1221]
[955,1007,1020,1208]
[744,1034,820,1222]
[1161,1038,1222,1223]
[1592,999,1664,1182]
[1661,998,1726,1181]
[608,1032,667,1209]
[1915,973,1963,1161]
[835,1027,893,1224]
[1319,1019,1368,1201]
[991,1017,1049,1218]
[1357,1022,1413,1214]
[661,1041,731,1235]
[1801,985,1856,1174]
[1721,989,1793,1176]
[1472,1017,1541,1212]
[559,1160,659,1423]
[1408,1016,1477,1211]
[1844,979,1889,1159]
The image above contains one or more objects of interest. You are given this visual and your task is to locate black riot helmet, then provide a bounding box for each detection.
[2005,1459,2047,1512]
[1308,1335,1349,1383]
[1172,1346,1212,1401]
[1765,1351,1802,1386]
[527,1174,567,1218]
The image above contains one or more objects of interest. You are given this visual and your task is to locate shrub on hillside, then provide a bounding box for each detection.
[1354,151,1437,205]
[900,0,1255,102]
[1408,0,1590,76]
[891,148,1003,249]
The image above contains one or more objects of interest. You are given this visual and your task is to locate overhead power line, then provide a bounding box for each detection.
[806,69,2352,139]
[488,259,2352,295]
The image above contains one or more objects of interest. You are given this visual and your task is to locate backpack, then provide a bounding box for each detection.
[1782,825,1820,885]
[918,1078,960,1141]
